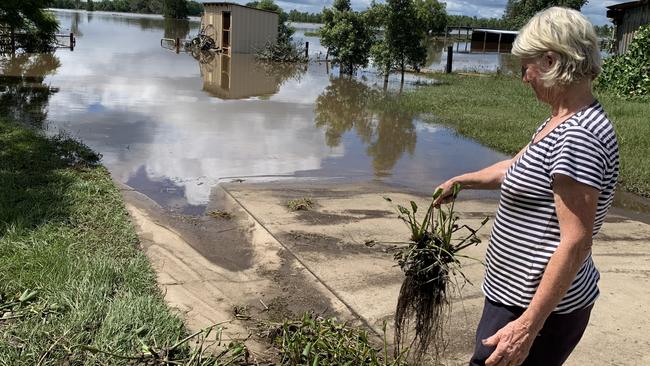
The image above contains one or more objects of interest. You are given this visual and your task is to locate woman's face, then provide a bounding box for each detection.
[521,56,555,104]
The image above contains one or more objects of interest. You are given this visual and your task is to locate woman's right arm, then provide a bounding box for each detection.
[433,144,528,205]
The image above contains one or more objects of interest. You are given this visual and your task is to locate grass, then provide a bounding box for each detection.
[303,30,321,37]
[0,118,246,365]
[382,73,650,197]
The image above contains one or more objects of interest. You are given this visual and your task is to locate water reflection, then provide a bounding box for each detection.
[198,52,305,100]
[163,19,191,40]
[315,78,416,176]
[425,39,519,74]
[8,11,514,213]
[0,54,60,128]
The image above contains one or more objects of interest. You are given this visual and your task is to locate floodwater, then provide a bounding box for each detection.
[1,10,510,214]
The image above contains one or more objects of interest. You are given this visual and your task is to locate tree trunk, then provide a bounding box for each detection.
[383,71,389,91]
[10,27,15,55]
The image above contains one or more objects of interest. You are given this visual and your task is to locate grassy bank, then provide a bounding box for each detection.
[387,73,650,197]
[0,119,204,364]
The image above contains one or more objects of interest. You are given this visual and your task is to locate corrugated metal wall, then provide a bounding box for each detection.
[201,4,277,54]
[615,4,650,54]
[231,7,278,54]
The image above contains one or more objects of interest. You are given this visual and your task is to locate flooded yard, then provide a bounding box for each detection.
[2,10,509,214]
[3,11,650,365]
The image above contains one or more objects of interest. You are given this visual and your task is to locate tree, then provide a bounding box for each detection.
[366,1,393,86]
[503,0,588,29]
[414,0,447,35]
[333,0,352,12]
[86,0,95,11]
[385,0,427,84]
[162,0,188,19]
[248,0,306,62]
[0,53,60,127]
[321,1,372,75]
[0,0,60,53]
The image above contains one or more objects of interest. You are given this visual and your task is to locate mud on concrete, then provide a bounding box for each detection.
[120,180,650,365]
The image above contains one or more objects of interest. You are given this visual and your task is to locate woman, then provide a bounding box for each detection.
[434,7,620,366]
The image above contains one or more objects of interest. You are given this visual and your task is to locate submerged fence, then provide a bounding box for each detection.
[0,23,76,53]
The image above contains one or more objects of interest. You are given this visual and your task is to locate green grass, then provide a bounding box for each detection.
[303,30,321,37]
[0,118,231,364]
[385,73,650,197]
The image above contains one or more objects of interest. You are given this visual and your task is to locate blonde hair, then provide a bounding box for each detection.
[512,7,601,87]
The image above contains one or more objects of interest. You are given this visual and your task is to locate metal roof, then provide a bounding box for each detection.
[201,2,279,14]
[473,29,519,35]
[607,0,648,11]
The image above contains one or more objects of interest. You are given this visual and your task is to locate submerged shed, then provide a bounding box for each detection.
[470,29,518,53]
[607,0,650,55]
[201,2,279,55]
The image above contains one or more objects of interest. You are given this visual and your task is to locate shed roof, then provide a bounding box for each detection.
[473,28,519,35]
[606,0,649,22]
[201,2,279,14]
[607,0,648,11]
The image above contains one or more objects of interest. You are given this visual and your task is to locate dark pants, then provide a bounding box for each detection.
[469,298,593,366]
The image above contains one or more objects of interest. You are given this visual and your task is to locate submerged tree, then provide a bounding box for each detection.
[250,0,307,62]
[385,0,427,84]
[163,0,189,19]
[414,0,447,35]
[0,0,60,53]
[321,0,372,75]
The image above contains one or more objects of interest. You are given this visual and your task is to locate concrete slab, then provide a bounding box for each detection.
[222,181,650,366]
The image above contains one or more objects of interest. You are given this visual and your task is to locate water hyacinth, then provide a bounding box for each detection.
[387,184,488,364]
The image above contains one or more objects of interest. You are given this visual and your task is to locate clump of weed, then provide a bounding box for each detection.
[0,289,64,323]
[266,313,406,366]
[208,210,233,220]
[287,197,315,211]
[386,184,488,364]
[81,321,250,365]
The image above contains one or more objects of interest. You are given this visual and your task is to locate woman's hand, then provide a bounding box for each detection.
[483,318,538,366]
[432,179,460,207]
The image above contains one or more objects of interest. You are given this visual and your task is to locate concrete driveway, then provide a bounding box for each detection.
[122,180,650,365]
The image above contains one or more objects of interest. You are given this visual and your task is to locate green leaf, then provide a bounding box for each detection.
[302,342,313,357]
[410,201,418,214]
[432,187,443,200]
[18,289,38,303]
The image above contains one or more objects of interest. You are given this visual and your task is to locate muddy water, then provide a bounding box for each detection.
[2,10,511,214]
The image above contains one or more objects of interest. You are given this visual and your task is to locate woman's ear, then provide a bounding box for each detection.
[544,51,558,68]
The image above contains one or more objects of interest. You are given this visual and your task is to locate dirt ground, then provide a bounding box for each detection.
[120,180,650,365]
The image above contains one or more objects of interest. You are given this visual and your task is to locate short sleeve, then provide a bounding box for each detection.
[550,126,607,191]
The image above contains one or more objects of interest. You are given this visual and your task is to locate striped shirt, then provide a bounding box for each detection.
[482,101,620,314]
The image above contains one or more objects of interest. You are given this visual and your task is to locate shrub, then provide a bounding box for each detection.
[597,25,650,100]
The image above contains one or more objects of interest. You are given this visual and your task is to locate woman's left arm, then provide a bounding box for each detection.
[483,173,600,366]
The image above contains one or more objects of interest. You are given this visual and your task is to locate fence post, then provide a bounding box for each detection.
[305,41,309,60]
[176,37,180,53]
[446,46,453,73]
